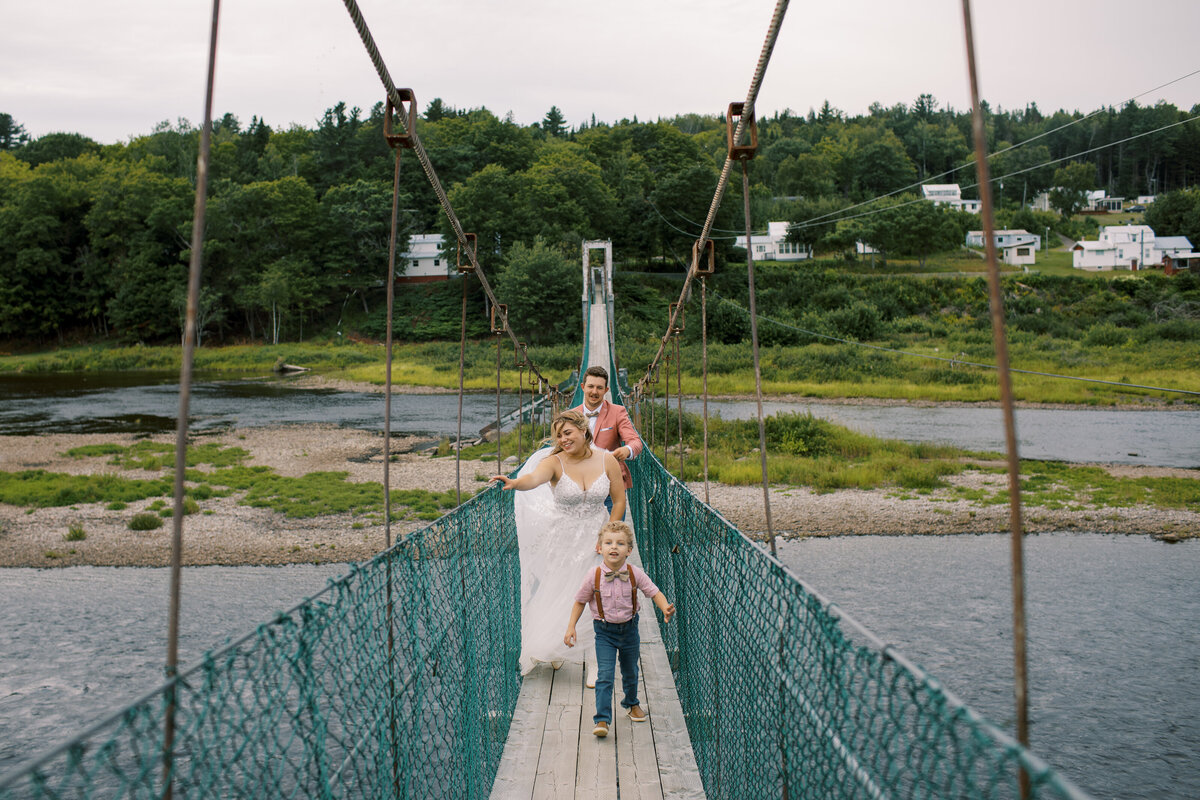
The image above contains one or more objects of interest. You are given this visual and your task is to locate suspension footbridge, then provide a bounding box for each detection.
[0,0,1101,797]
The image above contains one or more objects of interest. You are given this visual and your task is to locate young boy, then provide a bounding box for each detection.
[564,520,675,738]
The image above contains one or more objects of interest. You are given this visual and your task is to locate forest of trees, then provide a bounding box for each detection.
[2,95,1199,346]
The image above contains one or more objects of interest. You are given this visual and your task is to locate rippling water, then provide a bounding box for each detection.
[4,372,1196,466]
[0,564,347,775]
[0,373,523,439]
[2,535,1197,798]
[777,533,1200,800]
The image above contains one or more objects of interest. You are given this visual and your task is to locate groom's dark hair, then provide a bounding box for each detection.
[584,365,608,385]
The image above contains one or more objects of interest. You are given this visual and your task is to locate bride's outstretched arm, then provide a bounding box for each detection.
[605,453,626,521]
[489,453,558,491]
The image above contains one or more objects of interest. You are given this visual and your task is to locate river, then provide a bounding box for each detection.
[776,533,1200,800]
[1,373,1197,795]
[1,373,1197,467]
[1,536,1196,797]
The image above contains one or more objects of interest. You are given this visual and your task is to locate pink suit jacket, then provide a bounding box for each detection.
[573,400,643,489]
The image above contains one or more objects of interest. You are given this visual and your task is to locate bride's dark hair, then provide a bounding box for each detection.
[548,409,593,457]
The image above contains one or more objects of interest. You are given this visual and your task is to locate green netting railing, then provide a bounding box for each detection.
[628,449,1091,800]
[2,420,1093,799]
[0,487,521,800]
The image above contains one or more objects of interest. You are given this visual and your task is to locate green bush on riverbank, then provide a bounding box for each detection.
[4,268,1197,406]
[458,407,1200,510]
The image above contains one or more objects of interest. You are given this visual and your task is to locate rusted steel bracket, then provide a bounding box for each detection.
[384,89,417,149]
[515,342,528,367]
[457,232,477,273]
[491,303,507,335]
[726,101,758,161]
[669,302,685,334]
[692,238,715,275]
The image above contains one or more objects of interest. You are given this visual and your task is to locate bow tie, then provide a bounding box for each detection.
[604,569,629,582]
[585,410,600,418]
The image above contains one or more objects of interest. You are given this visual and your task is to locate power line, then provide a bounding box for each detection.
[789,110,1200,232]
[711,291,1200,397]
[790,68,1200,231]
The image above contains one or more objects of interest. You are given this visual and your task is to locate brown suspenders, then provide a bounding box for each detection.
[592,564,637,622]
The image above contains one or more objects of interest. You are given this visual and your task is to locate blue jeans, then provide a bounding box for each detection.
[592,615,641,723]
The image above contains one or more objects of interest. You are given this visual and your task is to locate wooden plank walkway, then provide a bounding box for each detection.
[489,601,706,799]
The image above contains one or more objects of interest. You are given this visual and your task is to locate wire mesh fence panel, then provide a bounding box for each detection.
[1,437,1091,800]
[628,450,1091,800]
[0,488,520,800]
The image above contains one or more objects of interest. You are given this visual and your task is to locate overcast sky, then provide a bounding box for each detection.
[4,0,1199,144]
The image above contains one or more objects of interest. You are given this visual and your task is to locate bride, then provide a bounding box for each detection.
[490,408,626,674]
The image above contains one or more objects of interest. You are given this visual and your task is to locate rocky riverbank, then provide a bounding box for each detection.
[0,425,1195,568]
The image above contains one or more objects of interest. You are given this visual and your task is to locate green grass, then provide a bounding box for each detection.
[458,405,1200,512]
[5,438,475,522]
[64,523,86,541]
[128,512,164,531]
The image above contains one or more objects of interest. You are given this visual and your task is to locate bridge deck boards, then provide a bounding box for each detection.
[489,604,706,799]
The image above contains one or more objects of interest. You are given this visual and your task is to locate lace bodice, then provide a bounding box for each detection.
[552,469,610,519]
[551,452,611,520]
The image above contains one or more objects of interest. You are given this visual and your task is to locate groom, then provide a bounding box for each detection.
[573,365,642,506]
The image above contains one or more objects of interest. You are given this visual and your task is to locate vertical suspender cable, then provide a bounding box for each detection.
[701,277,711,504]
[164,2,220,796]
[496,331,502,473]
[675,331,683,478]
[961,2,1031,795]
[516,349,524,466]
[384,147,402,550]
[382,139,403,799]
[663,346,671,469]
[456,279,467,506]
[741,161,776,555]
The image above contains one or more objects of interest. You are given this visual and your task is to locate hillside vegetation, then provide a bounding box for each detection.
[2,97,1199,349]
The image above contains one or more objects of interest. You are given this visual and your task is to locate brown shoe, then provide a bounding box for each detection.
[627,705,648,723]
[593,721,609,738]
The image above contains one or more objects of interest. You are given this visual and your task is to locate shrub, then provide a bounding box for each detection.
[65,523,87,541]
[129,512,164,531]
[1084,323,1128,347]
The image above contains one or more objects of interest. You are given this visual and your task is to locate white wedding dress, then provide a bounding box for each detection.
[512,446,610,674]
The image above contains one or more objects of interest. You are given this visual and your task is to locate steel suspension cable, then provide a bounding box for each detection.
[163,3,220,797]
[635,0,791,392]
[962,4,1030,796]
[339,0,556,390]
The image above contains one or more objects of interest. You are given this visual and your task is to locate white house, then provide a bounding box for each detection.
[1002,243,1037,266]
[921,184,981,213]
[1033,189,1124,213]
[965,229,1042,251]
[735,221,811,262]
[399,233,450,283]
[1156,236,1193,259]
[1086,190,1124,212]
[1136,195,1157,206]
[1070,225,1191,270]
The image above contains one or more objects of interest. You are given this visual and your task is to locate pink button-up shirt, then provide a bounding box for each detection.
[574,563,660,623]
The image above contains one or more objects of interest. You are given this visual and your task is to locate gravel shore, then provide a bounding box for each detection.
[0,424,1195,568]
